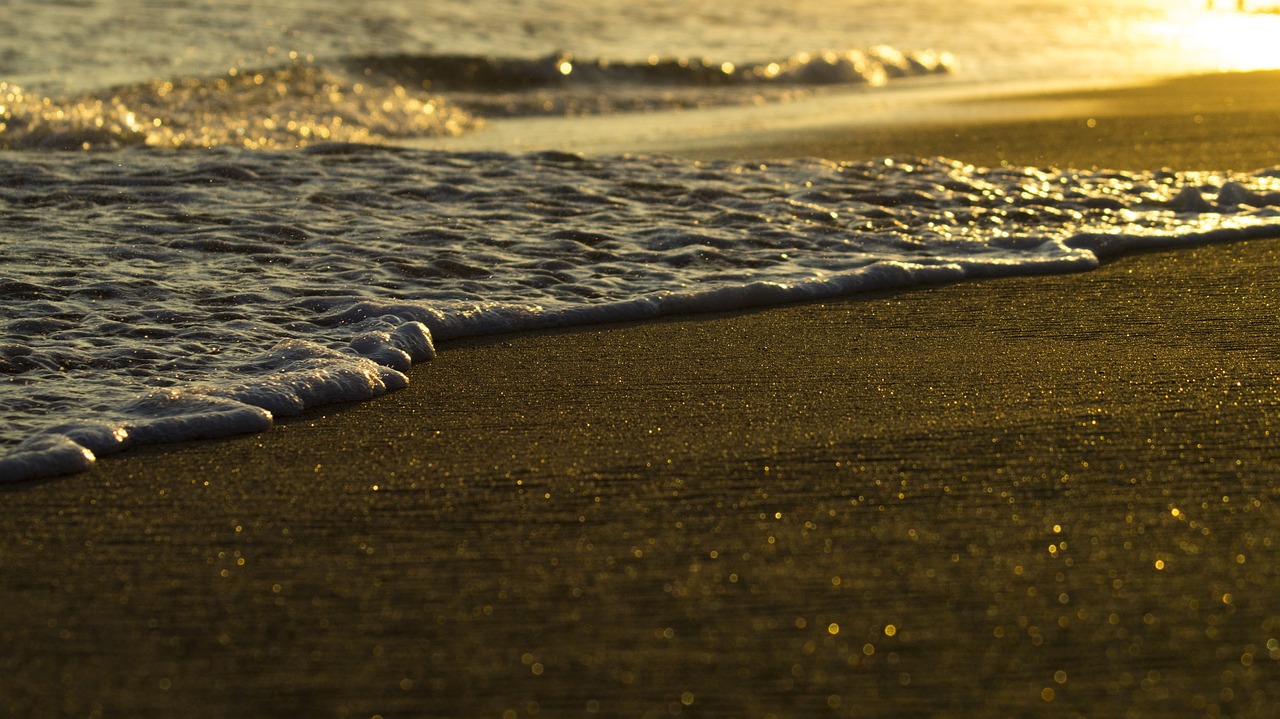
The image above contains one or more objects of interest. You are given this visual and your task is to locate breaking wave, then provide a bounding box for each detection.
[0,47,952,150]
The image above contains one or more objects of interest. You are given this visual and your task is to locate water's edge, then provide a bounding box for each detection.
[3,149,1278,484]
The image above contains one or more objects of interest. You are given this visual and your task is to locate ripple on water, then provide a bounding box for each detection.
[3,149,1280,481]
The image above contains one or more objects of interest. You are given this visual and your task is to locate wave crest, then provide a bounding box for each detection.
[0,64,474,151]
[351,46,954,116]
[0,45,951,150]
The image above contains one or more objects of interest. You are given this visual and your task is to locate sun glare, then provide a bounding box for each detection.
[1149,6,1280,72]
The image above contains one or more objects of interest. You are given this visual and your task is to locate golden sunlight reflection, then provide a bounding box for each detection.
[1148,6,1280,72]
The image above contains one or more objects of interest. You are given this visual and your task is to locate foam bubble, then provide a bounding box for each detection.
[0,435,96,485]
[4,151,1280,483]
[118,392,276,446]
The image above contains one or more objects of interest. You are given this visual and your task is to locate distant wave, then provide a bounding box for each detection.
[0,46,952,150]
[347,47,953,91]
[349,47,954,117]
[0,65,473,151]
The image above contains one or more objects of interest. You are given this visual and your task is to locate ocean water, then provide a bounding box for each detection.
[4,0,1280,482]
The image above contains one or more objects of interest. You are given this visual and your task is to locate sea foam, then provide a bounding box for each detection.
[3,149,1280,482]
[0,46,950,151]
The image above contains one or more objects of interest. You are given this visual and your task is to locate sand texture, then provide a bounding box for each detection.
[680,71,1280,171]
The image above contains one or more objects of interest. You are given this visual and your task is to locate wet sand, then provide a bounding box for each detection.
[678,70,1280,170]
[415,70,1280,171]
[5,72,1280,718]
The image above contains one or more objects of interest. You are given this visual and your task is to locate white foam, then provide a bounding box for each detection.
[0,435,96,484]
[116,392,276,447]
[4,151,1280,483]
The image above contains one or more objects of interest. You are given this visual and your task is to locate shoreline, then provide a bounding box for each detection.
[6,69,1280,717]
[412,69,1280,170]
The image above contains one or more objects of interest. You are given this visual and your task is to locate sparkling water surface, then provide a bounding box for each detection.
[4,0,1280,481]
[5,0,1276,95]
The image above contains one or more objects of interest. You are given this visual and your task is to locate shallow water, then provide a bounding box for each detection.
[4,0,1280,481]
[5,149,1280,480]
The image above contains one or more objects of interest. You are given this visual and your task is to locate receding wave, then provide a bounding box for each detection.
[3,148,1280,481]
[0,46,951,150]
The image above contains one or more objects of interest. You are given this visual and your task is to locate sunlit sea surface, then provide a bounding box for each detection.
[4,0,1280,481]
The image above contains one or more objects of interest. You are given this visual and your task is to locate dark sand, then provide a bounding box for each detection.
[6,73,1280,718]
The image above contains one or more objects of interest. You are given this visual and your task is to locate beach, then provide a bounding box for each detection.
[6,70,1280,718]
[419,70,1280,171]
